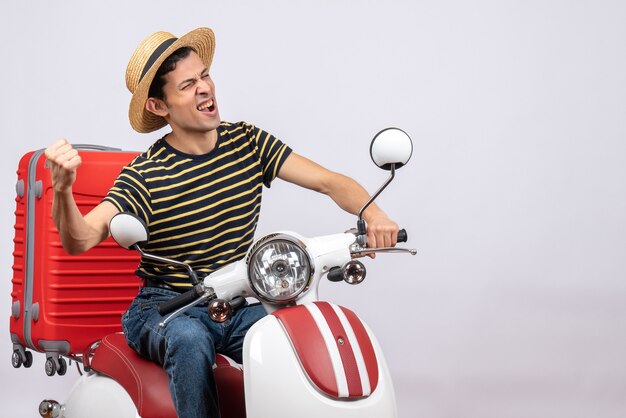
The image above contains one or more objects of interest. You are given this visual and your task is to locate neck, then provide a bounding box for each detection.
[165,128,218,155]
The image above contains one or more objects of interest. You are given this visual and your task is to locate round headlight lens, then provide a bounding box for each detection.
[248,238,312,303]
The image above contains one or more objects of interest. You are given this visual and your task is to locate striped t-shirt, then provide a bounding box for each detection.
[103,121,292,288]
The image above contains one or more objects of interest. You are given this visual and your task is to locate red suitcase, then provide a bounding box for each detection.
[9,145,141,376]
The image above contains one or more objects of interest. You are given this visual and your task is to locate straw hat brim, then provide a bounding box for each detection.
[128,28,215,133]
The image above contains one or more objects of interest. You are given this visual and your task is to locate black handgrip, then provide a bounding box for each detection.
[397,229,408,243]
[230,296,247,310]
[327,267,343,282]
[157,285,204,316]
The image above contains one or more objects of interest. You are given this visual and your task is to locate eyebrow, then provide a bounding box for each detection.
[177,67,210,89]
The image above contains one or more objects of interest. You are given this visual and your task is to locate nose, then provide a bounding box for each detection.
[197,77,213,94]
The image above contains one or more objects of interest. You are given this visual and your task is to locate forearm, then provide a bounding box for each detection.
[324,173,387,221]
[278,152,399,248]
[278,153,389,221]
[52,189,100,254]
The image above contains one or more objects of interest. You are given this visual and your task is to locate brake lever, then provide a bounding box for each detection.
[351,246,417,257]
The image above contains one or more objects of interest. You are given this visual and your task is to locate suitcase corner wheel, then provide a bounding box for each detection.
[44,353,68,377]
[11,344,33,369]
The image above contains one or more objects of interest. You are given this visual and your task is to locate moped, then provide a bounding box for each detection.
[38,127,416,418]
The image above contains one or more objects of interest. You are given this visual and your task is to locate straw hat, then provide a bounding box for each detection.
[126,27,215,133]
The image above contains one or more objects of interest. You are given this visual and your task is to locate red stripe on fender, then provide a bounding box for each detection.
[340,306,379,393]
[314,302,363,397]
[273,305,338,397]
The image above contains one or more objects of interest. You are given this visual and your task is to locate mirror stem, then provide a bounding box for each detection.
[356,164,396,245]
[132,244,200,285]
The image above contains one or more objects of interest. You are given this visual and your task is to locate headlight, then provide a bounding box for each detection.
[247,235,312,303]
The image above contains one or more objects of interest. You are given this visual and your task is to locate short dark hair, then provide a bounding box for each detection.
[148,46,196,101]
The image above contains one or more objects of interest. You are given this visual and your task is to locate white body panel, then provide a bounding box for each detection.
[296,233,354,306]
[243,314,397,418]
[61,372,139,418]
[205,258,253,301]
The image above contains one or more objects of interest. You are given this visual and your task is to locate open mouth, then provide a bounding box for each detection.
[197,98,215,112]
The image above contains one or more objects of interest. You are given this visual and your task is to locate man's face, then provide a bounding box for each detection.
[158,51,221,136]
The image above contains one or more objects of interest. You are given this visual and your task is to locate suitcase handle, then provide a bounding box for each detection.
[41,144,126,170]
[73,144,123,152]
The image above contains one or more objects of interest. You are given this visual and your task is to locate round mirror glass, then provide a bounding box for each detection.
[109,212,149,249]
[370,128,413,170]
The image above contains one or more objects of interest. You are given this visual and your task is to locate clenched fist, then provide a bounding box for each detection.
[44,139,82,193]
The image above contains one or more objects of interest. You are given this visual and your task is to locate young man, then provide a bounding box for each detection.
[45,28,399,418]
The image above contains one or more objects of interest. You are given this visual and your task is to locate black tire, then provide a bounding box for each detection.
[23,351,33,368]
[57,357,67,376]
[11,351,22,368]
[45,358,56,376]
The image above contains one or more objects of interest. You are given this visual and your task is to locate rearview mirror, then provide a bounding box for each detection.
[109,212,149,249]
[370,128,413,170]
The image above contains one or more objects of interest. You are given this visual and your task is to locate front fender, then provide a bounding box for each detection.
[243,302,396,418]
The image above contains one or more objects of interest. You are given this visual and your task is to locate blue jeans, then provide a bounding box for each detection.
[121,287,266,418]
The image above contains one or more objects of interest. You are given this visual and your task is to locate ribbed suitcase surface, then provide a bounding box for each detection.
[10,146,141,374]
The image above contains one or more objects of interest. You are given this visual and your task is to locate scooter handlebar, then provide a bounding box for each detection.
[157,285,204,316]
[397,228,407,243]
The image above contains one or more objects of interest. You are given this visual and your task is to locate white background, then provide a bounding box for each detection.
[1,1,626,417]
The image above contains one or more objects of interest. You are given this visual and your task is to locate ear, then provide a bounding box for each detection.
[145,98,169,118]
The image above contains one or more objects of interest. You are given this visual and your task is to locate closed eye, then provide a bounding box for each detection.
[178,68,210,90]
[179,79,195,90]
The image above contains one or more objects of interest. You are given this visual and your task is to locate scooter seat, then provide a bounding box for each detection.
[90,332,245,418]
